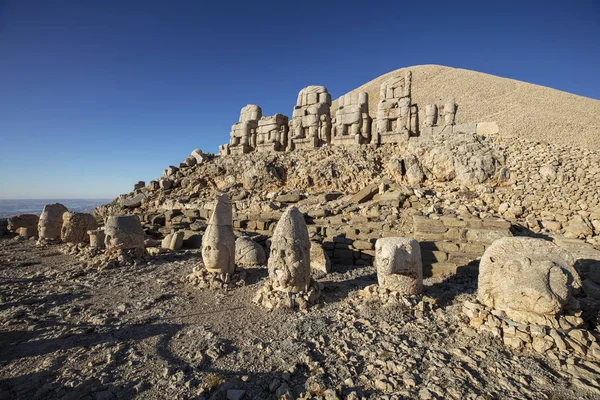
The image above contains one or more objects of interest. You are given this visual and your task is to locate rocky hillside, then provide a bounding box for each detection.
[331,64,600,151]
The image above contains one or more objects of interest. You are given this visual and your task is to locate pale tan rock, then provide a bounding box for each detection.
[332,92,371,146]
[476,121,499,135]
[478,237,581,326]
[267,207,311,293]
[290,86,332,150]
[235,236,266,266]
[310,241,331,278]
[104,215,145,250]
[61,212,98,244]
[227,105,262,155]
[162,231,185,250]
[374,237,423,295]
[38,203,68,241]
[374,71,414,145]
[88,229,106,249]
[7,214,39,237]
[202,194,235,274]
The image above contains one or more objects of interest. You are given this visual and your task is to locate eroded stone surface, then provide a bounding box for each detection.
[374,237,423,295]
[104,215,145,250]
[61,212,98,244]
[8,214,39,238]
[202,194,235,274]
[478,237,582,326]
[235,236,266,266]
[38,203,68,241]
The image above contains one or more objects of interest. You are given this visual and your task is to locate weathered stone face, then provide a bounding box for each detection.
[268,207,311,293]
[202,194,235,274]
[7,214,39,237]
[38,203,69,241]
[61,212,98,244]
[374,71,415,144]
[375,237,423,295]
[478,237,582,326]
[104,215,145,250]
[227,104,262,155]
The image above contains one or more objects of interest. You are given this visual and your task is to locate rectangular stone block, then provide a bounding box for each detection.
[334,249,354,260]
[459,242,486,254]
[440,216,468,228]
[465,229,511,244]
[422,250,448,262]
[476,121,499,135]
[350,183,379,204]
[353,240,374,250]
[481,218,511,230]
[452,123,477,134]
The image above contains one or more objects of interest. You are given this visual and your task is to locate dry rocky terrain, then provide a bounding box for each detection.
[2,66,600,400]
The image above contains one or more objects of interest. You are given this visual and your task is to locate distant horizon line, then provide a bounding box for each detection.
[0,197,115,201]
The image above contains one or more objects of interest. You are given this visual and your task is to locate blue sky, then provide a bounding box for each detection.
[0,0,598,199]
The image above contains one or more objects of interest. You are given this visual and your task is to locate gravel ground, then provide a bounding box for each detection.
[1,238,599,399]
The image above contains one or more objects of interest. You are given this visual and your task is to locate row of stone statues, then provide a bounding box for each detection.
[219,70,459,156]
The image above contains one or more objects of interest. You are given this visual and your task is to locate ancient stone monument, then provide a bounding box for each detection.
[202,193,236,275]
[104,214,145,250]
[7,214,39,238]
[255,114,289,153]
[61,212,98,244]
[267,206,311,293]
[220,104,262,155]
[289,86,332,150]
[373,71,417,145]
[374,237,423,295]
[254,206,320,309]
[478,237,582,326]
[332,92,371,146]
[38,203,68,241]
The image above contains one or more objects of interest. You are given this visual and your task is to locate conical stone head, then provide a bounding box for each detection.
[268,206,311,293]
[202,193,235,274]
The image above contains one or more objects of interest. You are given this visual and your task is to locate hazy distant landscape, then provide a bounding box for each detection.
[0,199,111,218]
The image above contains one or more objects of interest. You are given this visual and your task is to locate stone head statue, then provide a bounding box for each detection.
[478,237,581,326]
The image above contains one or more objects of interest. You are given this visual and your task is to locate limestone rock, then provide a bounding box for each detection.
[191,149,209,164]
[88,229,106,249]
[162,231,185,250]
[478,237,581,326]
[310,242,331,278]
[374,237,423,295]
[133,181,145,190]
[267,207,311,293]
[7,214,39,237]
[38,203,68,241]
[564,215,593,238]
[235,236,266,266]
[202,194,236,274]
[104,215,145,250]
[61,212,98,244]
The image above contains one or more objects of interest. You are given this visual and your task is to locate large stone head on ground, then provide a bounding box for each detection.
[268,207,311,293]
[202,193,236,274]
[61,212,98,244]
[104,214,145,250]
[478,237,582,326]
[38,203,68,241]
[375,237,423,295]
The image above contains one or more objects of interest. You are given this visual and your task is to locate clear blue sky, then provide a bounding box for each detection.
[0,0,598,199]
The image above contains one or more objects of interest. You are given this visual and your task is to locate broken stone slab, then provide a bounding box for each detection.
[120,192,146,208]
[476,121,499,135]
[310,241,331,278]
[88,229,106,249]
[350,184,379,204]
[275,193,303,203]
[162,231,185,250]
[374,237,423,295]
[478,237,581,327]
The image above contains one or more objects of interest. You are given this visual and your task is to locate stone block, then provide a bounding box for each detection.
[476,122,499,135]
[452,123,477,134]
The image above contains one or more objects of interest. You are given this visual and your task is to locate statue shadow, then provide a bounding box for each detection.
[423,261,479,308]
